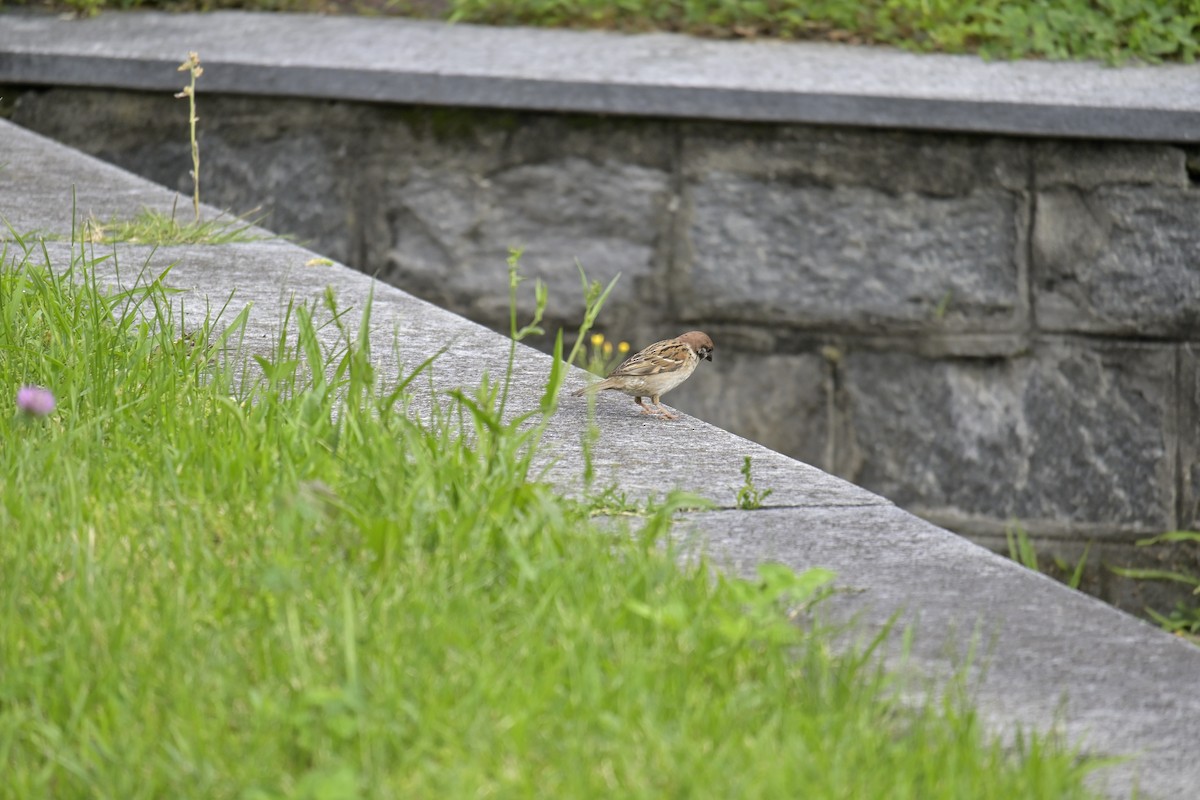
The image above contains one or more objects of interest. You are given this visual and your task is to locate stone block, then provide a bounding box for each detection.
[1034,187,1200,334]
[1033,141,1188,189]
[500,115,677,170]
[11,87,179,153]
[357,113,677,339]
[678,173,1024,332]
[374,150,672,334]
[668,349,829,470]
[1187,146,1200,180]
[1179,343,1200,531]
[841,341,1175,533]
[202,131,356,263]
[682,125,1030,194]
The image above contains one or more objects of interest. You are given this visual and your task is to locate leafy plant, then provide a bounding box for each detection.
[84,206,271,245]
[1056,546,1091,592]
[1110,530,1200,642]
[28,0,1200,63]
[561,257,620,489]
[447,0,1200,63]
[736,455,774,510]
[1005,522,1090,590]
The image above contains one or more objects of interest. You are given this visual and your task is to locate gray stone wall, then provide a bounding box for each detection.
[6,86,1198,611]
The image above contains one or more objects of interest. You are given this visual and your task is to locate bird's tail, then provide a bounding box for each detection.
[572,379,609,397]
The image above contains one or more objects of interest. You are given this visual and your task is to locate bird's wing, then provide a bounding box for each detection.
[608,340,690,377]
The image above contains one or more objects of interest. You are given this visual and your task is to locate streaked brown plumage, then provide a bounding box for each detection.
[572,331,714,420]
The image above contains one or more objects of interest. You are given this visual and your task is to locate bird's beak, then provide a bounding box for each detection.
[705,352,713,362]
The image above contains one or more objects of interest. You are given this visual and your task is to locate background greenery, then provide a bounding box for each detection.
[5,0,1200,63]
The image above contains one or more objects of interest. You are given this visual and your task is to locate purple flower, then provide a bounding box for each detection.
[16,385,56,417]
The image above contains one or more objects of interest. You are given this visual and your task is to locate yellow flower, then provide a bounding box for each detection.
[590,333,605,347]
[603,342,613,356]
[618,342,630,354]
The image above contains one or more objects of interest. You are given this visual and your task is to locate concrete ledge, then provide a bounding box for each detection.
[1,11,1199,141]
[4,116,1200,799]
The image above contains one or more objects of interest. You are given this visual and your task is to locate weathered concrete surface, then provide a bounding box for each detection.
[5,116,1200,800]
[677,506,1200,800]
[1,10,1199,140]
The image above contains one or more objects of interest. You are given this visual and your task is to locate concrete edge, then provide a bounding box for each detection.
[0,11,1198,142]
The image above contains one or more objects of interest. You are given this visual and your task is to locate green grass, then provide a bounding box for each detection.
[8,211,276,246]
[1110,531,1200,643]
[1005,522,1090,591]
[0,231,1104,799]
[21,0,1200,63]
[1006,521,1200,645]
[448,0,1200,63]
[83,207,273,245]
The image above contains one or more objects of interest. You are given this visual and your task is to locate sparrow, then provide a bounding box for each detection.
[572,331,714,420]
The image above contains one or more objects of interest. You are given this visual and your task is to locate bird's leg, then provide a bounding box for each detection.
[651,395,678,420]
[634,397,655,415]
